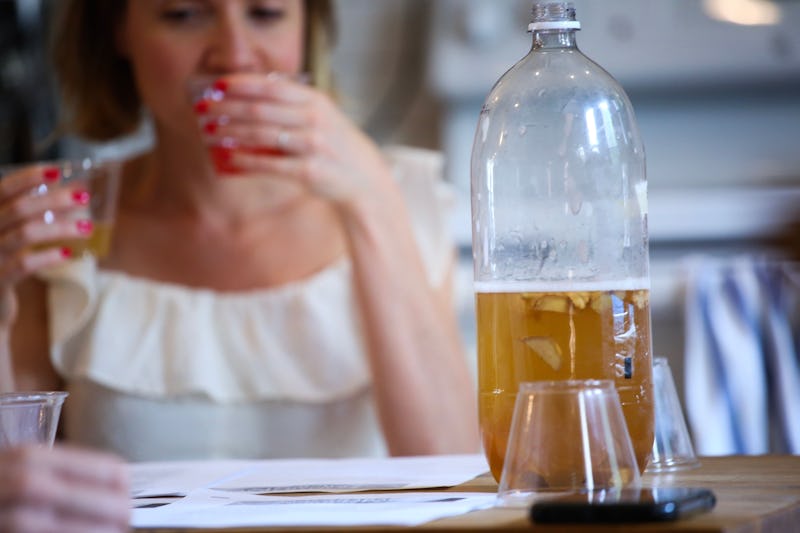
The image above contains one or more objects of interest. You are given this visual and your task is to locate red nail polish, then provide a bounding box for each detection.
[213,79,228,92]
[76,219,93,235]
[204,121,218,135]
[60,247,72,258]
[72,189,90,205]
[194,99,210,114]
[43,167,60,182]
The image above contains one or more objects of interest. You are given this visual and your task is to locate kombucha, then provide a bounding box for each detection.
[476,281,654,481]
[210,145,284,175]
[38,221,114,259]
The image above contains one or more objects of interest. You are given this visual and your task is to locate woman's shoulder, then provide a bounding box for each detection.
[381,145,455,287]
[382,145,444,182]
[381,144,452,211]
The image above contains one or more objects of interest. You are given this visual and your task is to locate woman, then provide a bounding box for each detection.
[1,0,478,460]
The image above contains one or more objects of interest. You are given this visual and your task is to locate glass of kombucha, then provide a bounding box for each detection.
[3,159,122,259]
[58,159,122,258]
[188,74,305,175]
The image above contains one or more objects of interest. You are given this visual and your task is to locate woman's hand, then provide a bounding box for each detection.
[0,164,91,327]
[0,445,130,533]
[197,73,397,213]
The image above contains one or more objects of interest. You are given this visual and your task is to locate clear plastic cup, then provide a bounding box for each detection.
[187,73,308,175]
[59,159,122,259]
[646,357,701,473]
[497,380,641,507]
[0,392,68,449]
[1,159,122,259]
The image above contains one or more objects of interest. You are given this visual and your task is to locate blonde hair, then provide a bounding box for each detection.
[51,0,335,142]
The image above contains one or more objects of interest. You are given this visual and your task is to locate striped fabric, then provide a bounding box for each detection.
[684,257,800,455]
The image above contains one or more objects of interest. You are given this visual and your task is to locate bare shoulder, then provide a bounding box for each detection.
[11,277,62,390]
[382,145,445,184]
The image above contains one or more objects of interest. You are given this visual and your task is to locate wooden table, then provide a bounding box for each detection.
[135,455,800,533]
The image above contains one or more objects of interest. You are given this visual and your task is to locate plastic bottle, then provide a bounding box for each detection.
[470,2,654,481]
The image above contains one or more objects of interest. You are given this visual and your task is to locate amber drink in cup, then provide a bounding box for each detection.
[3,159,122,259]
[189,74,305,175]
[59,160,122,258]
[199,97,284,175]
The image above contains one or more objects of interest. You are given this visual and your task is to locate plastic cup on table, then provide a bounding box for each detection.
[496,380,641,508]
[646,357,701,473]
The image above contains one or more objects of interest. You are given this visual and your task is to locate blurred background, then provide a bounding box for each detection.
[328,1,800,444]
[2,0,799,453]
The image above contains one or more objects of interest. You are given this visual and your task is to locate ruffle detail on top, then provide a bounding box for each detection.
[42,256,370,404]
[384,145,455,288]
[40,146,453,406]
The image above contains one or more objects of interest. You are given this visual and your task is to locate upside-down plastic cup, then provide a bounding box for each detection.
[0,392,68,449]
[497,380,641,507]
[646,357,701,473]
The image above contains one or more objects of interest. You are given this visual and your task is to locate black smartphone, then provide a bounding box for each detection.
[529,487,716,524]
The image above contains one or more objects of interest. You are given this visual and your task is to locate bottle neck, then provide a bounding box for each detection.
[531,29,578,50]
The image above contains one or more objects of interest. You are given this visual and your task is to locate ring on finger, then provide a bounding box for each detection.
[277,130,291,150]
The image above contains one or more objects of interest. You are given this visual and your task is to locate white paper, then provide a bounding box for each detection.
[130,459,253,497]
[130,454,493,528]
[211,454,490,494]
[131,453,489,496]
[132,489,496,528]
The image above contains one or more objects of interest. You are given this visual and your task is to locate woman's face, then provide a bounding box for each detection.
[118,0,305,136]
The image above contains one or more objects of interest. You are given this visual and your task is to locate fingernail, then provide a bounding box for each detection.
[203,121,218,135]
[213,79,228,92]
[194,99,210,114]
[76,219,93,235]
[72,189,90,205]
[43,167,60,182]
[60,247,72,258]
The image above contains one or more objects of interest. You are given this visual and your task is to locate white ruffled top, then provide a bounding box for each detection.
[40,147,454,462]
